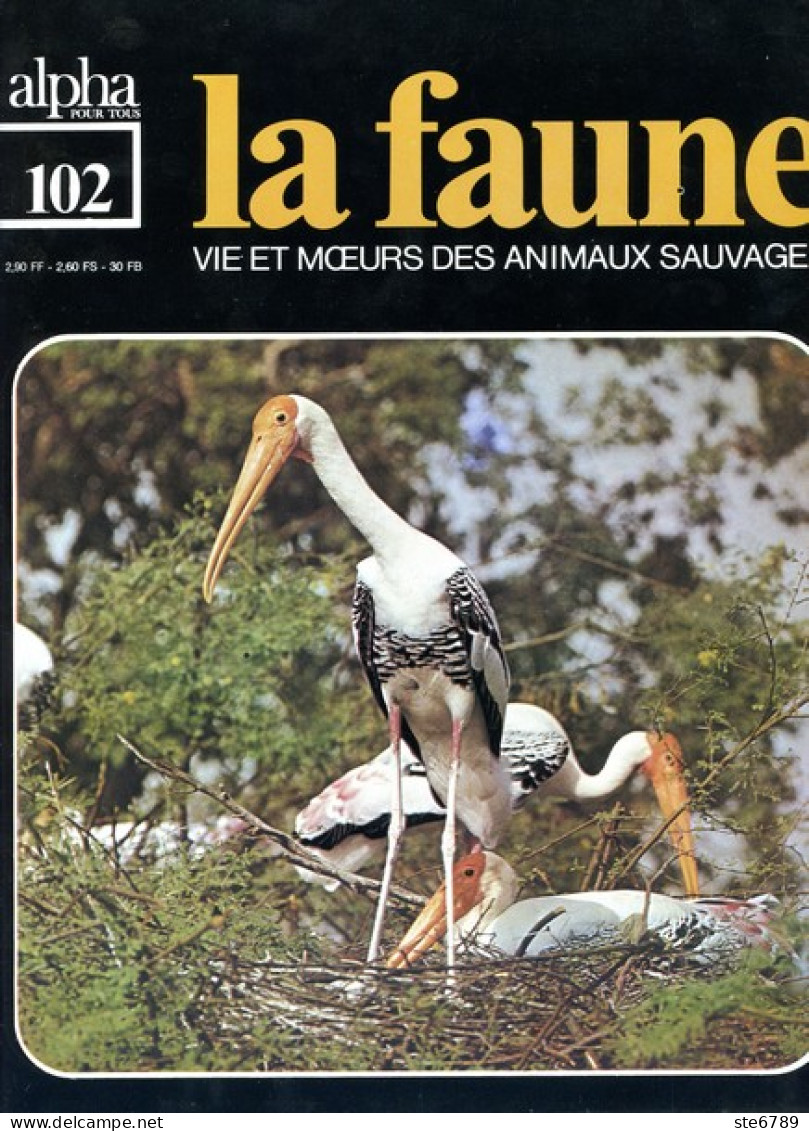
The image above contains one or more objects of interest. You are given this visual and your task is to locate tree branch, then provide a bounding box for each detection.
[116,734,423,909]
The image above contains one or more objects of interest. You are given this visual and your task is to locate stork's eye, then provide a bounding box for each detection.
[463,866,476,878]
[275,411,288,425]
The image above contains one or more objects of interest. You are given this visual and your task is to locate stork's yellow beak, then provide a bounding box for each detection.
[644,732,700,898]
[387,851,486,969]
[203,396,302,602]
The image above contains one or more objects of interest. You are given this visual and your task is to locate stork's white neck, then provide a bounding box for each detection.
[295,396,441,568]
[555,732,651,801]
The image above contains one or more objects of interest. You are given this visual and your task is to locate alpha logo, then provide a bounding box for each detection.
[8,57,140,120]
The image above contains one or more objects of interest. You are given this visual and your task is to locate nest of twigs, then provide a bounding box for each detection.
[185,938,769,1073]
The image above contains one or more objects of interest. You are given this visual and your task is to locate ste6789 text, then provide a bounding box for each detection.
[734,1118,799,1128]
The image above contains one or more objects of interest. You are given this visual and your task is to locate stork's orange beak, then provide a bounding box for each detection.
[643,732,700,898]
[203,396,302,602]
[387,851,486,969]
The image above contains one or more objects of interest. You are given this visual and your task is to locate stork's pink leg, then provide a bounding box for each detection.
[366,702,405,963]
[440,717,463,974]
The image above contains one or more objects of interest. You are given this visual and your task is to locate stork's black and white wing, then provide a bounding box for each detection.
[446,567,510,756]
[351,579,386,716]
[351,577,423,758]
[503,727,570,805]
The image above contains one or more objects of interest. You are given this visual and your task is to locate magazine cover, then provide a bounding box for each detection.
[2,0,808,1117]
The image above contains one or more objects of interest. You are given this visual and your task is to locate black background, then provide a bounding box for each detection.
[2,0,808,1113]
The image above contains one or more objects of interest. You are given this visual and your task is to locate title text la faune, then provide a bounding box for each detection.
[194,70,809,232]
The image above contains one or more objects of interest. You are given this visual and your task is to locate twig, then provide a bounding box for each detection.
[514,953,630,1069]
[755,605,778,724]
[581,803,625,891]
[776,556,809,636]
[85,759,108,835]
[116,734,423,909]
[148,914,227,965]
[698,687,809,794]
[541,539,690,594]
[521,814,602,866]
[18,890,63,917]
[502,624,587,653]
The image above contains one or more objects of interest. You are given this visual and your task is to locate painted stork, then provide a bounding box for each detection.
[15,623,54,703]
[388,849,780,969]
[15,623,55,728]
[202,394,511,966]
[295,701,699,898]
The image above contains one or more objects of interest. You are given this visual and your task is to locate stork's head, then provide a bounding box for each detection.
[638,731,700,898]
[387,849,518,969]
[203,394,314,602]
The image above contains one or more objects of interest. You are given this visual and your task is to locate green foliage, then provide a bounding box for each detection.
[18,783,325,1072]
[608,951,808,1070]
[15,335,809,1072]
[49,503,380,812]
[634,550,805,726]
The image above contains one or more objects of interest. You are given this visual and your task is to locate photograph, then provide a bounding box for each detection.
[14,335,809,1074]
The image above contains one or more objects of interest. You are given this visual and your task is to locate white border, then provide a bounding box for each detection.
[0,123,141,229]
[11,329,809,1081]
